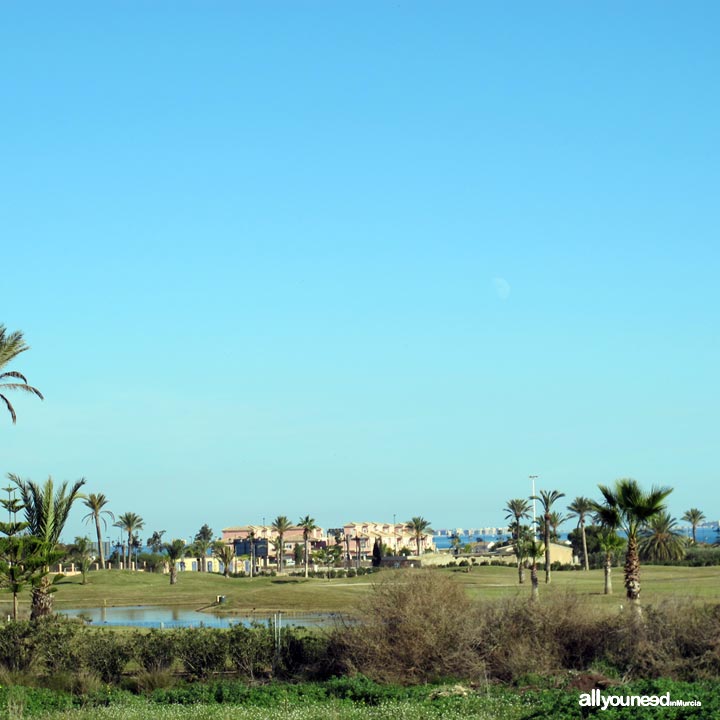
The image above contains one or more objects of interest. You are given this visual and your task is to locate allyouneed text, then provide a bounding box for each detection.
[579,689,701,710]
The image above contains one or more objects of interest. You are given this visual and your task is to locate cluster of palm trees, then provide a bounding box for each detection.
[504,479,703,610]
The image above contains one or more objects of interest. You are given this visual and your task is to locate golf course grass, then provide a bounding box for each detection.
[2,564,718,619]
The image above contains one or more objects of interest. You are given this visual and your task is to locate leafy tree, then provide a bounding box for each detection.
[271,515,292,572]
[163,539,186,585]
[10,473,86,618]
[147,530,166,554]
[0,493,35,618]
[639,511,686,562]
[594,478,672,612]
[114,512,144,568]
[195,524,213,543]
[372,537,383,567]
[293,542,303,566]
[212,540,235,578]
[406,516,433,557]
[298,515,317,578]
[0,325,44,424]
[531,489,565,583]
[567,524,603,565]
[682,508,706,545]
[567,496,593,571]
[82,493,114,569]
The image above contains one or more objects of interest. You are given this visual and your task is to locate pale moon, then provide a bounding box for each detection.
[492,277,511,300]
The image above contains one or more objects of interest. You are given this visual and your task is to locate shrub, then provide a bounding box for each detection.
[133,629,178,672]
[78,629,131,683]
[176,627,229,679]
[227,624,273,680]
[329,570,485,683]
[34,617,83,676]
[0,621,36,672]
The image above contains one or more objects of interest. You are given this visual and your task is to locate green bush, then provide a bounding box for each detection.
[0,621,37,672]
[176,627,229,680]
[78,629,131,683]
[34,617,83,675]
[227,623,273,680]
[133,628,178,672]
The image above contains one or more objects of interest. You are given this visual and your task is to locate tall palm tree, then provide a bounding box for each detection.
[82,493,114,569]
[271,515,292,572]
[682,508,706,545]
[406,517,433,558]
[0,326,44,424]
[567,497,594,571]
[639,511,686,562]
[504,498,531,584]
[298,515,317,578]
[114,512,144,568]
[9,474,86,618]
[212,540,235,578]
[163,539,186,585]
[597,529,625,595]
[594,478,672,612]
[530,489,565,583]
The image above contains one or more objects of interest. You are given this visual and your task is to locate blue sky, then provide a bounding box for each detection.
[2,2,718,544]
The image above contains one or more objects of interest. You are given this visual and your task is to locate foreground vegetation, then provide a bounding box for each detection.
[2,678,718,719]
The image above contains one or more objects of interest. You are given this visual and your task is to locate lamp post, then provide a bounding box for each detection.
[529,475,539,539]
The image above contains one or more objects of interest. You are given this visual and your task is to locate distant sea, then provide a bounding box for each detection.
[433,526,717,549]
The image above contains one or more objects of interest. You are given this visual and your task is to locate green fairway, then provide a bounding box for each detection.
[2,564,718,620]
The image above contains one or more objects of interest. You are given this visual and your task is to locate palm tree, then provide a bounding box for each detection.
[163,539,186,585]
[194,524,214,569]
[0,326,43,424]
[547,511,568,541]
[567,497,594,571]
[212,540,235,578]
[639,511,686,562]
[520,538,545,601]
[193,537,212,572]
[298,515,317,578]
[597,529,625,595]
[682,508,706,545]
[504,498,531,584]
[69,536,94,584]
[271,515,292,572]
[82,493,114,569]
[114,512,144,568]
[10,474,86,547]
[148,530,166,554]
[530,490,565,583]
[594,478,672,612]
[406,517,433,557]
[9,474,86,618]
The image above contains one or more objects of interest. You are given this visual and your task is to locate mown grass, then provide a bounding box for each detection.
[1,564,719,619]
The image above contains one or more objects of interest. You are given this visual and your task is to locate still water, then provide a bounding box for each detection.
[58,606,340,629]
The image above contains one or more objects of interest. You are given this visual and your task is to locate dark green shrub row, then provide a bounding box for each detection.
[0,619,328,686]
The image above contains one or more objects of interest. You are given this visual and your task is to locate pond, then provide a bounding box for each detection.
[58,605,342,629]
